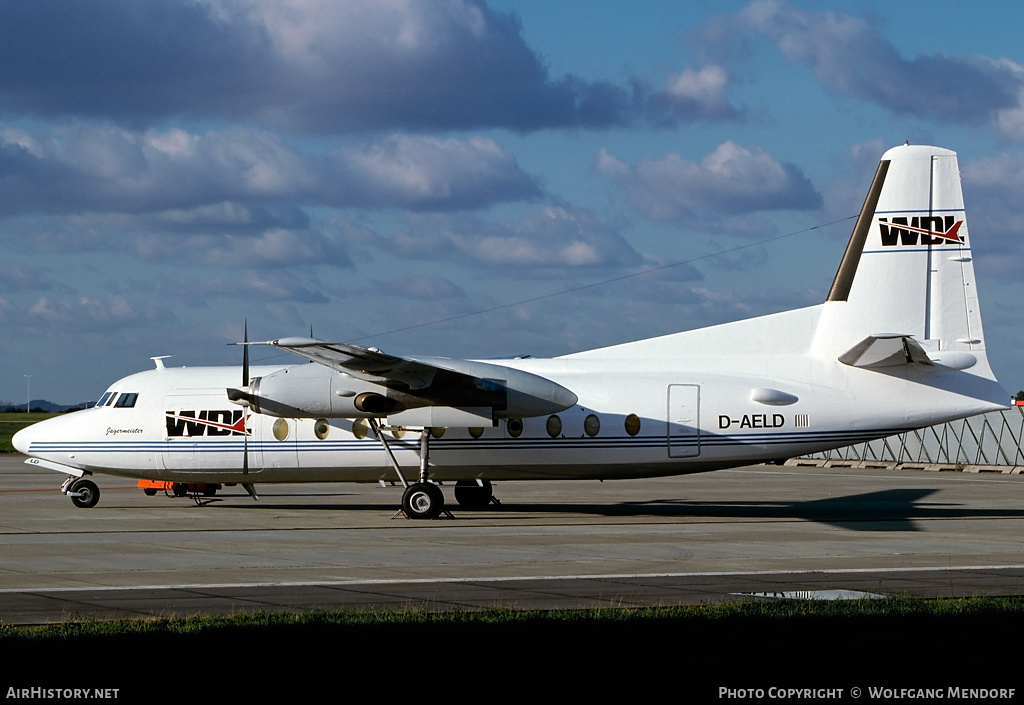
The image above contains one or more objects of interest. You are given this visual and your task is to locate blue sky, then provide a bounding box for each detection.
[3,0,1024,404]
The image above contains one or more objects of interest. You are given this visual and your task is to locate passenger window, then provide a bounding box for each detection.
[546,415,562,438]
[114,393,139,408]
[506,418,523,438]
[273,418,290,441]
[314,419,330,440]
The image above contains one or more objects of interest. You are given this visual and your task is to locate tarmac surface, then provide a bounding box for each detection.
[3,454,1024,624]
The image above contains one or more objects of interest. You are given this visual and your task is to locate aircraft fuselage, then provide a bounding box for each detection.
[17,310,1005,485]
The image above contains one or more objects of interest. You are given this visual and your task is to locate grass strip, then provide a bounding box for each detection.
[0,412,56,452]
[3,597,1022,685]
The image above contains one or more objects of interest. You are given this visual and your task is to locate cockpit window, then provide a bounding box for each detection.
[96,392,114,407]
[104,393,118,406]
[113,393,139,408]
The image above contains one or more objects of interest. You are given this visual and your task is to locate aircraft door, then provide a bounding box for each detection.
[162,392,262,473]
[667,384,701,458]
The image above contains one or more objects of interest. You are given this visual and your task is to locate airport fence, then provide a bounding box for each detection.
[789,405,1024,474]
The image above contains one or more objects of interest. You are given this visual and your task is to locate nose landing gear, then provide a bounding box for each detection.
[61,477,100,508]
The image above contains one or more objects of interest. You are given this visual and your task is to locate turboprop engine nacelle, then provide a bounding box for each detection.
[232,363,385,418]
[229,357,577,422]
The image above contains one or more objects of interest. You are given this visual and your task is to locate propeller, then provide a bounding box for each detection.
[226,320,259,497]
[226,320,259,407]
[226,320,253,473]
[243,319,250,389]
[242,319,249,475]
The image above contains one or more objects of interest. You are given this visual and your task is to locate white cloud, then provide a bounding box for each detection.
[710,0,1024,132]
[136,228,354,269]
[25,293,172,331]
[957,151,1024,280]
[0,264,54,293]
[0,124,541,219]
[658,64,737,120]
[331,135,541,208]
[389,206,645,271]
[370,273,470,302]
[597,141,821,221]
[0,0,738,132]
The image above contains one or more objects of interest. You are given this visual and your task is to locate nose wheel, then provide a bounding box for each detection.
[67,478,100,508]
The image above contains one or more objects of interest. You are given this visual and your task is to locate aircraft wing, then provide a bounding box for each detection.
[268,338,441,389]
[263,337,577,417]
[838,334,934,368]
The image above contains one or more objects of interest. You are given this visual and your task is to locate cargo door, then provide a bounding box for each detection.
[667,384,701,458]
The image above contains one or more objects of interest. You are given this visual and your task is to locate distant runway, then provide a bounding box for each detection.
[3,454,1024,624]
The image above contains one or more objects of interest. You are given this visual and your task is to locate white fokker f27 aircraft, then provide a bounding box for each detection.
[14,145,1009,518]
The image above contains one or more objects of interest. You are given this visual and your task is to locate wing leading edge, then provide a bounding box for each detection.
[260,337,578,419]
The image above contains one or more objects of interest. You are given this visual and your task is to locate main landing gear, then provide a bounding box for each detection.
[401,481,445,520]
[371,421,451,520]
[400,478,496,518]
[454,479,495,509]
[370,421,497,519]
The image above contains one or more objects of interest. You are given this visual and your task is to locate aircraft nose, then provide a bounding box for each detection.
[12,424,34,454]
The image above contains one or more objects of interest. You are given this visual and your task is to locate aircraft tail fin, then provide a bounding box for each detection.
[814,144,996,381]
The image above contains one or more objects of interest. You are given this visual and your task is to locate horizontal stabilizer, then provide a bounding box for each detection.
[838,335,934,369]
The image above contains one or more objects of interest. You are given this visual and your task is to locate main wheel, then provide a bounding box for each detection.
[402,482,444,519]
[454,479,493,508]
[70,479,100,509]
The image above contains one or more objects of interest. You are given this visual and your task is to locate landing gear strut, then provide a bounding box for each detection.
[371,420,451,519]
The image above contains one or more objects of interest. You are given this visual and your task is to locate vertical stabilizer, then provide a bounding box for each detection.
[816,145,989,370]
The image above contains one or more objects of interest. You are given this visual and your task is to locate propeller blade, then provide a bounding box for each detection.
[242,319,250,389]
[227,388,254,405]
[242,319,250,474]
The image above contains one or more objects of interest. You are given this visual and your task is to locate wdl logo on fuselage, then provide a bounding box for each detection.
[878,215,964,246]
[166,410,248,437]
